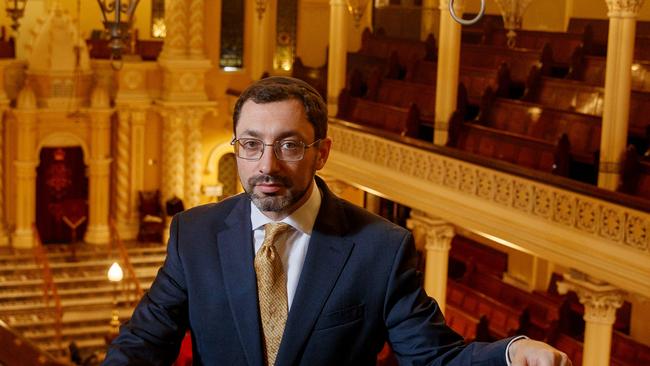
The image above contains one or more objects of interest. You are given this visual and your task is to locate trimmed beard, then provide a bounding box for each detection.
[246,174,310,213]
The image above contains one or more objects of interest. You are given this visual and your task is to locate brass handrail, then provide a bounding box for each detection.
[108,219,142,305]
[31,225,63,355]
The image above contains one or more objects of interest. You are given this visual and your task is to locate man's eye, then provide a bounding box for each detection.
[242,140,261,149]
[279,141,300,150]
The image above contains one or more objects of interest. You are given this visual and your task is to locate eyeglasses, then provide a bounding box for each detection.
[231,137,321,161]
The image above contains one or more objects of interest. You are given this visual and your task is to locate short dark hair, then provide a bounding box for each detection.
[233,76,328,140]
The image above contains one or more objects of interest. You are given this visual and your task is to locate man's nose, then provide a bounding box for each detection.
[258,144,281,173]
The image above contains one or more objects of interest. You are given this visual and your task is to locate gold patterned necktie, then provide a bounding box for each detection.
[255,222,291,366]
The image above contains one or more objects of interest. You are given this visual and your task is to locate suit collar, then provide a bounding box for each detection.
[276,177,355,366]
[216,195,264,366]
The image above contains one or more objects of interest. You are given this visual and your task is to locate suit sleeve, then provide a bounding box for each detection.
[384,231,512,366]
[102,215,189,366]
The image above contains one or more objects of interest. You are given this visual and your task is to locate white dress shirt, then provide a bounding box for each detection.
[251,181,321,310]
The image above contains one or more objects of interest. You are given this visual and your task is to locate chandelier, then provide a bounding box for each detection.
[494,0,533,48]
[346,0,371,29]
[97,0,141,62]
[5,0,27,33]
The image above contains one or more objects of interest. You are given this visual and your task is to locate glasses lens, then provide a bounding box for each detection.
[237,139,263,160]
[275,141,304,161]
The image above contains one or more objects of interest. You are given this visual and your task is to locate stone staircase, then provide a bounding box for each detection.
[0,241,166,362]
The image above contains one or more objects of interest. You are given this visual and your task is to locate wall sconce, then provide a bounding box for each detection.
[5,0,27,33]
[106,261,124,344]
[97,0,141,68]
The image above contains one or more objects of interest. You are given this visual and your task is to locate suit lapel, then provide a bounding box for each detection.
[216,197,264,366]
[276,180,355,366]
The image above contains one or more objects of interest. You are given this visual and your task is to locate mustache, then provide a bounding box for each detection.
[248,174,292,187]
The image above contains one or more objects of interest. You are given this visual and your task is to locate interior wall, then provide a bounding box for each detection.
[297,0,330,67]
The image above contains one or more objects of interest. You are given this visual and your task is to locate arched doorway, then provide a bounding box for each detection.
[218,153,238,199]
[35,146,88,244]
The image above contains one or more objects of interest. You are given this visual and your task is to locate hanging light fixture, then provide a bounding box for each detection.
[97,0,141,64]
[346,0,371,29]
[493,0,533,48]
[5,0,27,33]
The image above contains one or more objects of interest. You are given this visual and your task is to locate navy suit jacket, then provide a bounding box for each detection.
[104,179,512,365]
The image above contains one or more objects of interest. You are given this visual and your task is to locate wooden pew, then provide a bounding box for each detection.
[463,271,565,341]
[447,110,571,177]
[461,44,552,84]
[449,236,508,279]
[569,54,650,93]
[346,51,401,95]
[478,88,602,165]
[619,145,650,200]
[366,77,437,121]
[551,333,583,366]
[611,330,650,366]
[0,27,14,58]
[447,279,528,340]
[337,88,425,139]
[405,60,511,105]
[291,57,327,98]
[358,28,436,70]
[482,27,593,68]
[569,17,650,57]
[524,68,650,139]
[445,304,490,342]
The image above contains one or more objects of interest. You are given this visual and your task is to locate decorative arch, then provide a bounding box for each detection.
[205,140,240,197]
[36,132,90,164]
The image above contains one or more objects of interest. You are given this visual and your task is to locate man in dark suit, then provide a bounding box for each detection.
[104,77,570,365]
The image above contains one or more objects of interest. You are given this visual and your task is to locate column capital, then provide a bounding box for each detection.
[606,0,645,18]
[406,210,454,252]
[558,271,625,325]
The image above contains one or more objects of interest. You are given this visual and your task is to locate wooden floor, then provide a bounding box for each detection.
[0,240,166,362]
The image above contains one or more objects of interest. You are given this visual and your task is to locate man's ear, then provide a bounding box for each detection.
[315,137,332,170]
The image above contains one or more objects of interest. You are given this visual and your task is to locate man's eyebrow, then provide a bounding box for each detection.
[238,129,307,141]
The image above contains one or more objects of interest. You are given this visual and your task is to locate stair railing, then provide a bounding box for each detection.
[108,219,143,306]
[31,225,63,355]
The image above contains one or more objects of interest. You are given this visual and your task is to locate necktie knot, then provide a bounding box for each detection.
[263,222,291,247]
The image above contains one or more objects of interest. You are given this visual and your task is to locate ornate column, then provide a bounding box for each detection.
[12,86,38,248]
[114,109,133,237]
[598,0,645,190]
[421,0,439,41]
[84,87,113,244]
[115,62,154,240]
[327,0,349,116]
[434,0,464,145]
[558,272,625,366]
[0,100,8,246]
[159,0,189,60]
[250,0,275,79]
[406,210,454,314]
[188,0,205,58]
[160,108,186,204]
[184,110,205,209]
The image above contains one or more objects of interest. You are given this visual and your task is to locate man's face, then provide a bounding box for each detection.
[235,99,331,220]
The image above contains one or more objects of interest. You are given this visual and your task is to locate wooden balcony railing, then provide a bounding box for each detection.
[0,319,67,366]
[109,219,142,305]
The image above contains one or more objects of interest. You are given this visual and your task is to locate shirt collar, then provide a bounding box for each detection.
[250,180,322,235]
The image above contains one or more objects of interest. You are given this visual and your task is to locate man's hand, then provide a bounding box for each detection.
[508,338,572,366]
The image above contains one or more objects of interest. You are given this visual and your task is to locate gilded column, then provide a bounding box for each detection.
[161,108,186,204]
[434,0,464,145]
[114,109,133,237]
[0,103,7,245]
[159,0,189,60]
[421,0,439,41]
[407,210,454,314]
[250,0,275,79]
[12,86,38,248]
[188,0,205,58]
[128,108,147,232]
[84,87,113,244]
[558,272,625,366]
[327,0,349,116]
[184,110,203,209]
[599,0,645,189]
